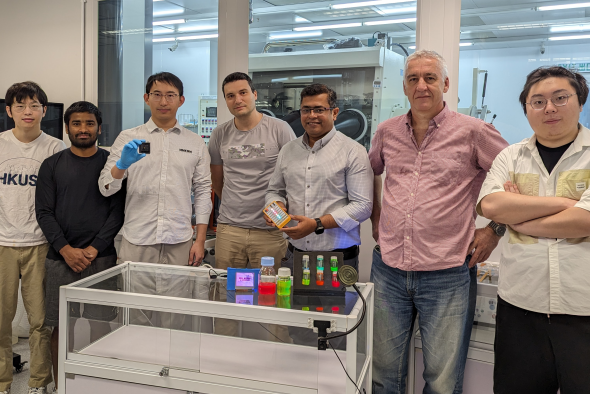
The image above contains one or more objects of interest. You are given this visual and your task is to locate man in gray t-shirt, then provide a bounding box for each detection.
[209,72,295,271]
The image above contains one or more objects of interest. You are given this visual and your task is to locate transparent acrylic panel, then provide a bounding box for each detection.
[67,302,124,355]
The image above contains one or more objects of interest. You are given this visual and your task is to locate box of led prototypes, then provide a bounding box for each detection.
[292,250,345,296]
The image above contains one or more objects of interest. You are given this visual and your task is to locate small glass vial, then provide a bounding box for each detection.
[316,269,324,286]
[277,267,292,296]
[330,256,338,272]
[302,269,311,285]
[258,257,277,295]
[302,255,310,270]
[332,271,340,287]
[316,255,324,270]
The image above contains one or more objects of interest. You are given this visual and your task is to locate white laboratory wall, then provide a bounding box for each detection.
[152,40,212,123]
[458,43,590,145]
[0,0,84,144]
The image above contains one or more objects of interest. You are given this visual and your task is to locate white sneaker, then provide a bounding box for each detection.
[28,388,47,394]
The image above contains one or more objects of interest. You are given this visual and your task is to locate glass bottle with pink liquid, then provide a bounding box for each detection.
[258,256,277,295]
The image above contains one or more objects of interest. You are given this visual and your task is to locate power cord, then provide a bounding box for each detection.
[327,340,366,394]
[319,283,366,345]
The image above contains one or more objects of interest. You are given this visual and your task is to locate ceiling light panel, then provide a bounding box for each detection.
[177,34,218,40]
[364,17,416,26]
[548,34,590,41]
[550,24,590,33]
[153,19,185,26]
[332,0,414,9]
[375,6,416,15]
[295,15,311,23]
[294,22,362,31]
[269,31,322,39]
[538,2,590,11]
[153,9,184,17]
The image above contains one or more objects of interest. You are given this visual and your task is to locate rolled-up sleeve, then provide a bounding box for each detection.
[99,132,128,196]
[330,145,374,232]
[575,187,590,212]
[192,143,213,224]
[476,147,511,216]
[265,150,288,206]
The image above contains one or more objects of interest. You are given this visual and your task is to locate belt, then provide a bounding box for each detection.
[288,243,359,261]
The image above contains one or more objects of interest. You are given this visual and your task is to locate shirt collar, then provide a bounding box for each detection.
[302,127,337,150]
[526,124,590,152]
[405,101,450,129]
[146,117,181,134]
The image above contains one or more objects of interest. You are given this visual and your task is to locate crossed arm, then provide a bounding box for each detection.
[480,181,590,239]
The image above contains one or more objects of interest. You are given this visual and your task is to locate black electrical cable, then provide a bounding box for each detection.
[257,323,286,343]
[390,42,409,56]
[327,341,366,394]
[320,283,366,342]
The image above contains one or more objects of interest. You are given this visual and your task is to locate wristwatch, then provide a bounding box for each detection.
[314,218,325,235]
[487,220,506,237]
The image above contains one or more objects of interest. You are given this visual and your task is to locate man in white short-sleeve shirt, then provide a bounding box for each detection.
[209,72,295,270]
[478,66,590,393]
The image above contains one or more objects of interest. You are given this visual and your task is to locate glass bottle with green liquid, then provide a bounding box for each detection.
[277,267,291,296]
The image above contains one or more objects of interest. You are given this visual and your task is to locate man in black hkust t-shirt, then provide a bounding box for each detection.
[35,101,125,389]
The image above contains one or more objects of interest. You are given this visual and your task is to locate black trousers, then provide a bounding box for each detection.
[494,296,590,394]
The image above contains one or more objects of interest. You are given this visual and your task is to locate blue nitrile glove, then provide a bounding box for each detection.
[116,139,146,170]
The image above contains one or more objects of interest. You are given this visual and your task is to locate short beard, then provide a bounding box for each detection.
[69,134,97,149]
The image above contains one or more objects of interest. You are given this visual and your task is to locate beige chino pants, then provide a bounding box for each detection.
[0,244,52,391]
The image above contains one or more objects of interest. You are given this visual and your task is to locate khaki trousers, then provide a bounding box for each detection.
[213,225,290,342]
[0,244,52,391]
[214,224,287,270]
[119,237,193,329]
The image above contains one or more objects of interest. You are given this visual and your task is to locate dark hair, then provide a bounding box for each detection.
[146,72,183,97]
[519,66,589,115]
[5,81,48,107]
[222,72,255,96]
[300,83,337,108]
[64,101,102,127]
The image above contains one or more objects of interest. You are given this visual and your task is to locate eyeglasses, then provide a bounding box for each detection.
[11,103,44,113]
[526,93,576,110]
[300,107,335,115]
[149,92,179,102]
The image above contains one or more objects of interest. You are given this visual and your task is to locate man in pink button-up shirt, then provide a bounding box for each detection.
[368,50,508,394]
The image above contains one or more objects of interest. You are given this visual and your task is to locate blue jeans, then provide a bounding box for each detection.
[371,246,476,394]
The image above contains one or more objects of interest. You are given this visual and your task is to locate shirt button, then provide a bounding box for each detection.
[307,185,310,188]
[308,167,311,170]
[407,214,410,218]
[307,240,310,243]
[307,204,310,207]
[410,193,414,196]
[312,152,315,154]
[406,236,410,239]
[418,152,422,155]
[414,172,418,176]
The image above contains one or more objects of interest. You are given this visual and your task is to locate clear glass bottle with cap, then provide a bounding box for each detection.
[258,256,276,295]
[277,267,292,296]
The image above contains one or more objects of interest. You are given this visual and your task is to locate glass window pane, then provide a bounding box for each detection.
[98,0,218,146]
[247,0,416,150]
[459,2,590,143]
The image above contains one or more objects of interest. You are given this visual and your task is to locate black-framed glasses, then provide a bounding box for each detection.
[300,107,335,115]
[149,92,179,102]
[526,93,576,110]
